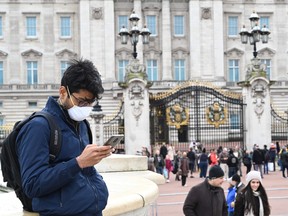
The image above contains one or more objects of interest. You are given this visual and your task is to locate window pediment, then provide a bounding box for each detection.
[224,48,244,57]
[172,48,189,58]
[0,50,8,57]
[21,49,42,58]
[257,47,276,57]
[55,49,77,58]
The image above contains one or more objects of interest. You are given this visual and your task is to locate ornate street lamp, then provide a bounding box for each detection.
[239,11,271,58]
[119,11,151,59]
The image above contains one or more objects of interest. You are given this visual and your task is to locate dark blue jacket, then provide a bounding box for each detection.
[17,97,108,216]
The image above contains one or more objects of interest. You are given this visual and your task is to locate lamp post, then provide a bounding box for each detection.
[119,11,151,59]
[90,102,105,145]
[239,11,271,58]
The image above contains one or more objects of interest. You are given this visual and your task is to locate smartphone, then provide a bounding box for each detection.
[103,135,124,147]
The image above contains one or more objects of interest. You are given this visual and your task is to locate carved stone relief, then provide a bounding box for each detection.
[92,7,103,20]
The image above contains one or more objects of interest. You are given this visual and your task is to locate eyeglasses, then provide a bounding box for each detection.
[66,86,96,107]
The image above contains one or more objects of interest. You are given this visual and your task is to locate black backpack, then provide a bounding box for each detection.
[0,111,92,212]
[0,112,62,212]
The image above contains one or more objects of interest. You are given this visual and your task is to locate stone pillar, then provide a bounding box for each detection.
[161,0,172,80]
[90,104,105,145]
[79,0,91,59]
[119,59,152,155]
[189,0,201,79]
[103,0,115,80]
[239,58,273,151]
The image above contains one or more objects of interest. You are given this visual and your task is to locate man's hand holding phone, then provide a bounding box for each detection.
[76,144,113,169]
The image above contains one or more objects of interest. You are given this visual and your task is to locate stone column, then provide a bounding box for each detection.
[189,0,201,79]
[119,59,152,155]
[162,0,172,80]
[239,58,273,151]
[79,0,91,59]
[103,0,115,80]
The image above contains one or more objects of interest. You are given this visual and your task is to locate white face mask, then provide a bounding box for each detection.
[68,106,92,121]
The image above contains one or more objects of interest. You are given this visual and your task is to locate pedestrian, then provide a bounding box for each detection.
[180,152,190,186]
[252,144,264,178]
[183,165,228,216]
[174,150,182,181]
[242,150,252,174]
[164,154,173,183]
[154,149,165,175]
[160,142,168,160]
[234,171,271,216]
[280,147,288,178]
[187,147,196,178]
[16,58,112,215]
[268,143,277,171]
[234,145,243,177]
[263,145,269,175]
[232,174,245,195]
[198,148,209,178]
[219,147,229,180]
[227,177,237,216]
[227,149,239,178]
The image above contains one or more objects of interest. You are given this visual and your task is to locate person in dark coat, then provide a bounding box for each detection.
[252,144,264,178]
[183,165,228,216]
[180,152,190,186]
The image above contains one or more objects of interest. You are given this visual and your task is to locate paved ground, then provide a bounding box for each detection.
[156,167,288,216]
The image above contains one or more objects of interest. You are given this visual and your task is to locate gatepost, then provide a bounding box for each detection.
[119,58,153,155]
[238,57,274,151]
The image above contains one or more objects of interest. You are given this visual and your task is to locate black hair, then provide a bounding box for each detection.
[61,58,104,100]
[242,181,270,215]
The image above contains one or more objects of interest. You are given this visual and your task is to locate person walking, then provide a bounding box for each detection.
[154,149,165,175]
[180,152,190,186]
[187,147,196,178]
[198,148,209,178]
[16,59,112,215]
[280,147,288,178]
[263,145,269,175]
[268,143,277,172]
[183,165,228,216]
[242,150,252,174]
[227,177,237,216]
[234,146,243,177]
[164,154,173,182]
[227,149,239,178]
[219,147,229,180]
[234,171,270,216]
[252,144,264,179]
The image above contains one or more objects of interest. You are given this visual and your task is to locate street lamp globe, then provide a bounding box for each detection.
[249,11,260,28]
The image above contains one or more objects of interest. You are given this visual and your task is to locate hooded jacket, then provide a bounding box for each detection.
[183,178,228,216]
[17,97,108,216]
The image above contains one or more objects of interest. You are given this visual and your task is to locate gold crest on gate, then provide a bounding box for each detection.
[166,104,189,129]
[206,101,227,128]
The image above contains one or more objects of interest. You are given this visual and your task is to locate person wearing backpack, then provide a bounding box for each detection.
[227,149,239,178]
[16,59,113,215]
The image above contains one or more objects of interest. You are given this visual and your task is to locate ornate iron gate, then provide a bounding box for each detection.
[271,106,288,146]
[150,82,245,152]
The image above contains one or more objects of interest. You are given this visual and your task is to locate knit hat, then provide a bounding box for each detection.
[208,165,224,179]
[232,174,241,183]
[246,170,262,183]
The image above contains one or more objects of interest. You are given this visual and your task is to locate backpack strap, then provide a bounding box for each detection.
[29,112,62,162]
[83,119,93,143]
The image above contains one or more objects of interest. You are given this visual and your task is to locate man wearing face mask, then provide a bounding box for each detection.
[17,58,112,216]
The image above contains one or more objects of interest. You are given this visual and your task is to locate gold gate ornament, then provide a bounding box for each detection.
[206,101,227,128]
[166,104,189,129]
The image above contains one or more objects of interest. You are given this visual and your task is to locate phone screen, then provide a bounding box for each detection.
[103,135,124,147]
